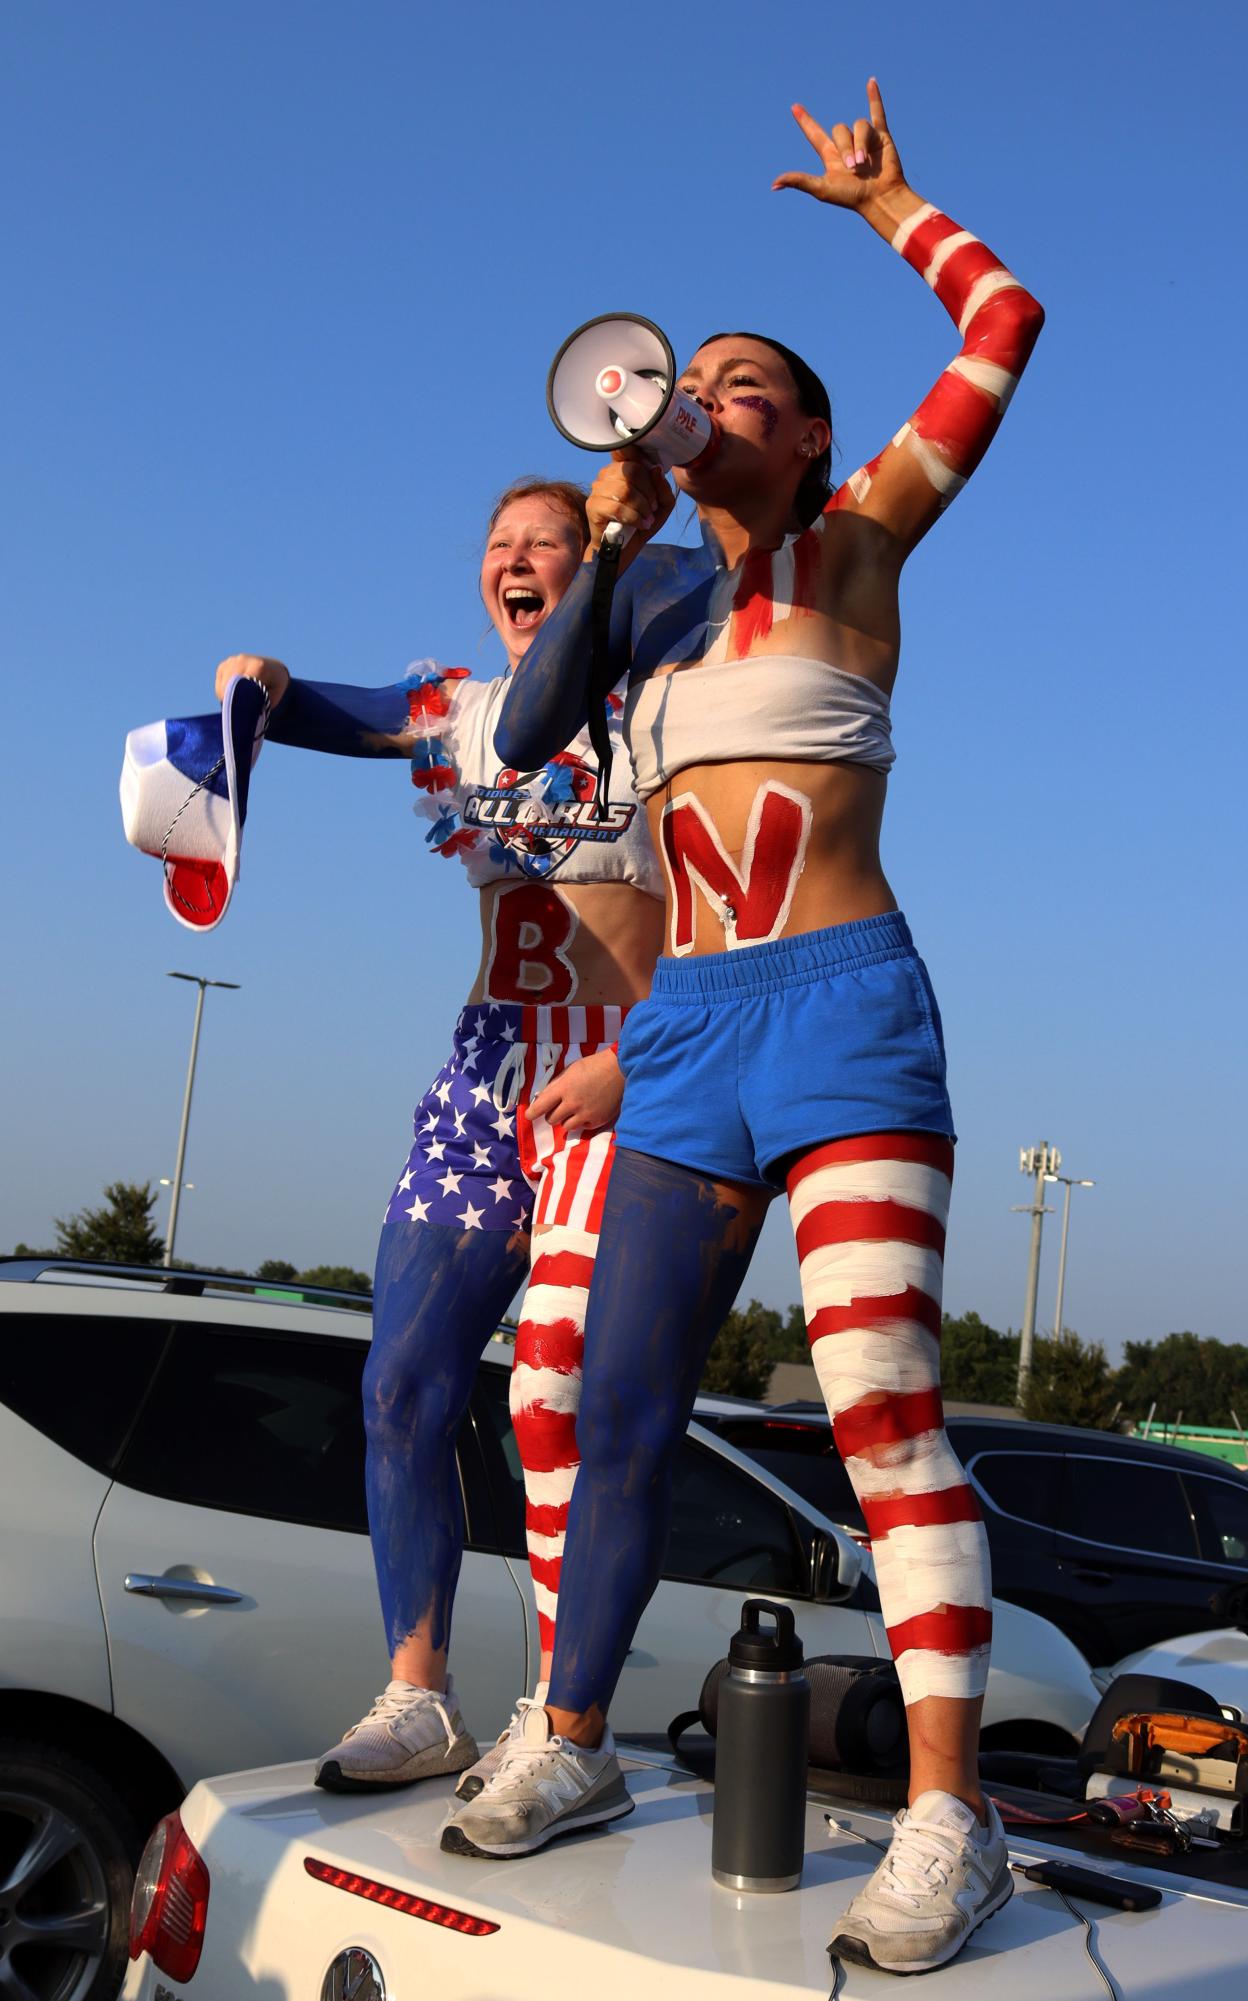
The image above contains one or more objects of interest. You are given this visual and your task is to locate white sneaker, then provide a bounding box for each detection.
[828,1792,1012,1974]
[441,1704,634,1858]
[315,1677,478,1792]
[454,1689,547,1801]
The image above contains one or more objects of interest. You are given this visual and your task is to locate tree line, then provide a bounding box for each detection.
[702,1299,1248,1434]
[10,1182,1242,1434]
[9,1180,371,1298]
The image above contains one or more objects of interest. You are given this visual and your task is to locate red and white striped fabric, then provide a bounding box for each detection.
[786,1132,991,1706]
[508,1003,622,1655]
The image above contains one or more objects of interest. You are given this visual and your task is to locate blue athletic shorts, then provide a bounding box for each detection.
[614,910,954,1188]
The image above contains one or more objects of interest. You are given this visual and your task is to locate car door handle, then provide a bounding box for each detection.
[1070,1568,1112,1587]
[124,1573,244,1605]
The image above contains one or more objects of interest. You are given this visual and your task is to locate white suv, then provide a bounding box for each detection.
[0,1258,1098,2001]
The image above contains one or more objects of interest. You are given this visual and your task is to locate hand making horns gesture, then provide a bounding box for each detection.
[772,77,907,209]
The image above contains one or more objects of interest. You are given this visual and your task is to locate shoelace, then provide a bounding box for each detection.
[873,1815,966,1906]
[353,1685,455,1746]
[478,1731,575,1797]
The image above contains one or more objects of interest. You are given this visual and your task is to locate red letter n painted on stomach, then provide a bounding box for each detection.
[487,882,579,1001]
[660,781,812,956]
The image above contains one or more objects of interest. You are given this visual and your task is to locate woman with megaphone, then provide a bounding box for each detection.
[212,475,664,1800]
[450,80,1045,1976]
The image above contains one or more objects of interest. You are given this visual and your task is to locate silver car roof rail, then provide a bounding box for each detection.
[0,1255,371,1311]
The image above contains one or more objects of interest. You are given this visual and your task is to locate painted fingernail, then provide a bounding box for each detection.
[855,149,868,166]
[843,153,856,171]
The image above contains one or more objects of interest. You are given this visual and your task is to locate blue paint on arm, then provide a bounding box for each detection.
[266,677,413,757]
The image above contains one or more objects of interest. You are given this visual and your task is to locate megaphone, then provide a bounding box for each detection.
[546,314,718,815]
[547,314,718,546]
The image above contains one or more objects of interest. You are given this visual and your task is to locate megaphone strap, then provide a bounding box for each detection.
[588,541,622,821]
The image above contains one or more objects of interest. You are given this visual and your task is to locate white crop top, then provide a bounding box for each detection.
[623,655,895,803]
[407,663,663,898]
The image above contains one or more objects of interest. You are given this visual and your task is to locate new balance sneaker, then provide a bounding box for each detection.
[441,1704,634,1857]
[828,1792,1012,1974]
[315,1677,478,1792]
[454,1686,549,1801]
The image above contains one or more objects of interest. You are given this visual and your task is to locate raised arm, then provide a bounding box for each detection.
[775,80,1045,550]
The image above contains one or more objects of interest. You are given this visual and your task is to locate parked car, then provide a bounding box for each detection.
[696,1399,1248,1666]
[120,1733,1248,2001]
[0,1258,1097,2001]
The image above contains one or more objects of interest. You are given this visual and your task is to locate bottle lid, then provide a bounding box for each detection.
[728,1598,804,1672]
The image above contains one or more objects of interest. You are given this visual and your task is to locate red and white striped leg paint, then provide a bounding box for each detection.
[786,1133,991,1706]
[508,1126,615,1656]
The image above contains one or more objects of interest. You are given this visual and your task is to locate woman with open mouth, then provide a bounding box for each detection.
[447,80,1045,1978]
[212,475,664,1800]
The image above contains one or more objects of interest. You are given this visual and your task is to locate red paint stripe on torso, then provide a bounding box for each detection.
[787,1133,954,1191]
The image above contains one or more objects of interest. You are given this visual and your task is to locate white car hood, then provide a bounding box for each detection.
[1114,1627,1248,1717]
[158,1751,1248,2000]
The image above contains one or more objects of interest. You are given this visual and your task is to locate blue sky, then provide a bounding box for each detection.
[3,2,1244,1367]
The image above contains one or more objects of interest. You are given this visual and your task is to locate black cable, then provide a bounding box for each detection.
[827,1953,845,2000]
[1052,1889,1123,2001]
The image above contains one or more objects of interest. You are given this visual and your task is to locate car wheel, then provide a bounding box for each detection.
[0,1737,141,2001]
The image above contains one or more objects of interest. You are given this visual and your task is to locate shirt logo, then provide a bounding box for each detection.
[464,752,635,880]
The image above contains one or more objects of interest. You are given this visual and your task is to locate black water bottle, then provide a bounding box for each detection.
[711,1599,810,1893]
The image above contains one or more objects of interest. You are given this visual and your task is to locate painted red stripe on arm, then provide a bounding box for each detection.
[527,1551,562,1593]
[834,1385,945,1459]
[795,1196,946,1265]
[787,1133,954,1194]
[886,1603,992,1662]
[861,1484,982,1539]
[806,1284,943,1346]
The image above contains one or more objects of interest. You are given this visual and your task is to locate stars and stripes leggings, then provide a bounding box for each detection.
[547,1133,991,1716]
[364,1003,619,1664]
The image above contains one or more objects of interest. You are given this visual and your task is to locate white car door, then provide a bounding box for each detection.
[94,1316,528,1791]
[613,1433,879,1733]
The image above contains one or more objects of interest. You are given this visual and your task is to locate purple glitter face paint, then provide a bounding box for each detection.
[730,394,780,440]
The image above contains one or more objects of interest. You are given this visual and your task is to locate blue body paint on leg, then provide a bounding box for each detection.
[547,1148,766,1714]
[366,1217,528,1657]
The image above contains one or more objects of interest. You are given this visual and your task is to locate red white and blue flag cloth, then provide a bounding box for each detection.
[120,676,268,931]
[383,1002,624,1235]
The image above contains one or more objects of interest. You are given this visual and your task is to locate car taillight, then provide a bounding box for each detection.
[129,1811,210,1981]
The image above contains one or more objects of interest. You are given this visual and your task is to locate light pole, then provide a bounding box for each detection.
[164,972,239,1267]
[1045,1171,1096,1339]
[1012,1142,1060,1401]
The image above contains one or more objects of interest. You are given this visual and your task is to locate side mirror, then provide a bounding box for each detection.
[812,1527,854,1602]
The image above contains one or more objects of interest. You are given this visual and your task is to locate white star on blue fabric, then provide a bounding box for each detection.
[434,1080,453,1106]
[471,1142,492,1169]
[397,1167,415,1192]
[457,1201,484,1231]
[491,1108,515,1139]
[421,1113,439,1134]
[501,1022,518,1042]
[488,1175,513,1203]
[470,1080,492,1107]
[405,1195,431,1222]
[424,1139,447,1163]
[452,1109,467,1137]
[437,1167,464,1197]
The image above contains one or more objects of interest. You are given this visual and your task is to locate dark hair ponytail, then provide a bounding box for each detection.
[698,331,834,527]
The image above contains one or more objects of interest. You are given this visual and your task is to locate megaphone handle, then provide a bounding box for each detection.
[601,519,635,553]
